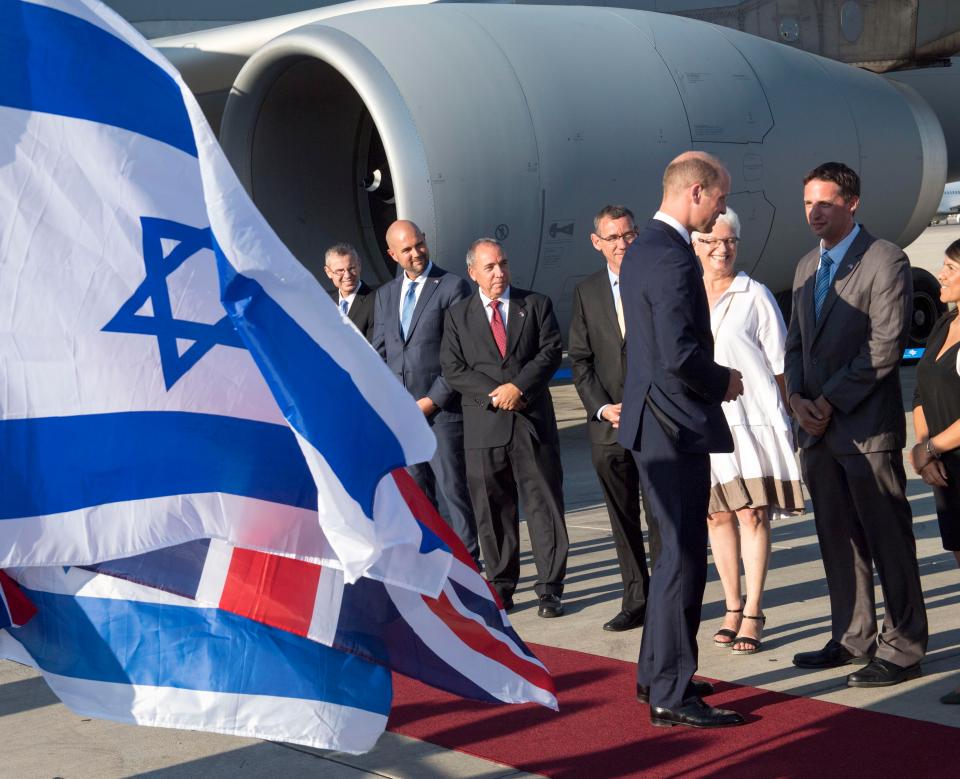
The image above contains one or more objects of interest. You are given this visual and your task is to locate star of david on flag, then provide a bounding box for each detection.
[103,218,244,390]
[0,0,555,756]
[0,0,440,581]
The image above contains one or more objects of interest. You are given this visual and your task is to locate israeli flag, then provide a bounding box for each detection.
[0,0,445,589]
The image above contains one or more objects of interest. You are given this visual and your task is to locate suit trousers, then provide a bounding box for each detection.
[632,405,710,710]
[407,416,480,562]
[591,442,659,614]
[466,422,568,599]
[801,442,928,665]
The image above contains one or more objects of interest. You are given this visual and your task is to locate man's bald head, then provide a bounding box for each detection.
[386,219,431,279]
[662,151,726,197]
[658,150,731,234]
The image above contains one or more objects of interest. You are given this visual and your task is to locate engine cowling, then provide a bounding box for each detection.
[219,4,946,333]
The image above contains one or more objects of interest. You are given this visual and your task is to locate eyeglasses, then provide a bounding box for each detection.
[596,231,638,244]
[328,266,360,277]
[696,237,740,248]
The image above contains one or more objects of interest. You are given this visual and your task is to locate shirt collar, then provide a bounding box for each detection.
[402,260,433,285]
[479,286,511,308]
[653,211,691,245]
[821,224,861,263]
[607,265,620,287]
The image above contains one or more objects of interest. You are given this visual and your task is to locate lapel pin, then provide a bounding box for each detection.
[519,311,525,318]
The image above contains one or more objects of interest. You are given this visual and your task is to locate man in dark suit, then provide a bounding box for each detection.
[441,238,568,617]
[372,220,479,564]
[786,162,927,685]
[619,152,745,728]
[569,204,659,632]
[325,242,376,342]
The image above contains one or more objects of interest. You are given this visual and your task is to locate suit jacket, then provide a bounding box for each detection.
[372,264,472,414]
[616,219,732,454]
[330,280,376,342]
[441,287,563,449]
[783,227,911,454]
[569,268,626,446]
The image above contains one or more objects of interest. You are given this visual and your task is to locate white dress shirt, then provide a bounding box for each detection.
[338,289,358,313]
[398,260,434,316]
[653,210,692,245]
[478,286,511,329]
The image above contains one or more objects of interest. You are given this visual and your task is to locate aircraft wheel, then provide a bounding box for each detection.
[909,267,946,347]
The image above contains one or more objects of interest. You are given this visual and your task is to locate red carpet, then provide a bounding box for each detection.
[389,643,960,777]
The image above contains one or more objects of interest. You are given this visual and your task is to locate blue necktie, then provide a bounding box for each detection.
[339,299,349,315]
[813,251,834,320]
[400,280,418,339]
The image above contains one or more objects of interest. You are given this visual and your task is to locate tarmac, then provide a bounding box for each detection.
[2,226,959,778]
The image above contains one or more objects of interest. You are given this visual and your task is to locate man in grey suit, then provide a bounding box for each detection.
[372,220,480,564]
[785,162,927,686]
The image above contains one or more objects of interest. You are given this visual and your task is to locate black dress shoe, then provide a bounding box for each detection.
[537,594,564,618]
[650,697,744,729]
[636,680,714,704]
[603,610,644,632]
[847,658,921,688]
[793,640,858,669]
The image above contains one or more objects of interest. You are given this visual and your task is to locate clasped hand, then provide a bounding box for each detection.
[910,441,949,487]
[790,394,833,436]
[489,383,526,411]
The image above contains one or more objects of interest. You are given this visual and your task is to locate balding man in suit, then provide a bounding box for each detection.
[372,220,479,564]
[619,152,744,729]
[441,238,568,617]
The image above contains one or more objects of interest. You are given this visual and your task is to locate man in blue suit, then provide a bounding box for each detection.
[618,152,745,729]
[372,220,480,564]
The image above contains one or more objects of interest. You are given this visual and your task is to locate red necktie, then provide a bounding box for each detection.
[489,300,507,358]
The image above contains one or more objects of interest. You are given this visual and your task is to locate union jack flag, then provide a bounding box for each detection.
[88,469,556,708]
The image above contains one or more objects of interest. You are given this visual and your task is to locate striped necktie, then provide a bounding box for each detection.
[489,300,507,358]
[813,251,834,320]
[339,298,349,316]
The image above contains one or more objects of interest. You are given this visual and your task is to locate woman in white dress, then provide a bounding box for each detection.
[692,208,804,654]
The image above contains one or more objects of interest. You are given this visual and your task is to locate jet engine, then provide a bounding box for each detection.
[217,5,946,337]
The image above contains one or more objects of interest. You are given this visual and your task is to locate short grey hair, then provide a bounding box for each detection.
[465,238,507,268]
[692,207,741,241]
[324,242,360,267]
[593,205,635,232]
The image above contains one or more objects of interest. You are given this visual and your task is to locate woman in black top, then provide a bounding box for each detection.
[911,239,960,705]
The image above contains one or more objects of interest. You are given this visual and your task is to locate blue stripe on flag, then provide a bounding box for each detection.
[216,259,406,519]
[16,586,391,713]
[0,412,316,519]
[0,1,196,156]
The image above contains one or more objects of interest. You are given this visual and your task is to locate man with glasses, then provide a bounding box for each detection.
[372,220,480,566]
[325,242,376,342]
[569,205,659,632]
